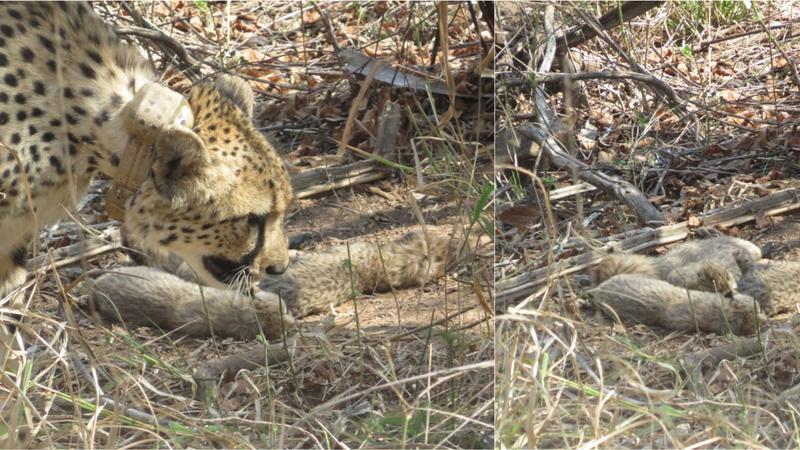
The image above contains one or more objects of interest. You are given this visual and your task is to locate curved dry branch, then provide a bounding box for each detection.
[501,71,685,111]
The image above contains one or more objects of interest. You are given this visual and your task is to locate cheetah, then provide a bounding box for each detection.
[590,235,762,292]
[736,260,800,315]
[88,230,456,339]
[589,236,800,334]
[587,274,764,336]
[0,1,293,315]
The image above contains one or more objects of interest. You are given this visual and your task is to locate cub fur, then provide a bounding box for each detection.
[589,235,800,334]
[587,274,764,335]
[89,266,295,340]
[591,235,761,291]
[89,231,455,338]
[737,260,800,315]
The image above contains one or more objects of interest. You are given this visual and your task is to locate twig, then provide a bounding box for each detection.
[113,24,202,80]
[336,53,382,158]
[52,393,164,428]
[307,360,494,415]
[435,1,457,129]
[466,1,489,56]
[757,20,800,92]
[681,334,764,370]
[477,1,494,35]
[501,71,684,110]
[539,5,557,73]
[694,21,795,52]
[312,3,341,54]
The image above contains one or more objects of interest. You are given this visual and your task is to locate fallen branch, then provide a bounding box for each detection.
[496,188,800,305]
[527,82,665,226]
[113,23,202,81]
[338,48,487,98]
[193,338,296,412]
[512,122,665,226]
[681,334,765,370]
[501,71,684,110]
[291,160,387,198]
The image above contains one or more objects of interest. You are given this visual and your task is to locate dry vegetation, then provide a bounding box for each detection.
[496,1,800,448]
[1,2,494,448]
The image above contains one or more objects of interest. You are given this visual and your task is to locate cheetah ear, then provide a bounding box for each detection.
[215,75,254,118]
[151,126,210,203]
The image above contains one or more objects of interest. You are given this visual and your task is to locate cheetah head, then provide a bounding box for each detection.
[124,76,292,289]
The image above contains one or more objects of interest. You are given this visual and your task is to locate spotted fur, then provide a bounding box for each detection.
[590,236,762,291]
[0,2,292,301]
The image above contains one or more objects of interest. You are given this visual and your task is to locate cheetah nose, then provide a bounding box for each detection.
[265,263,287,275]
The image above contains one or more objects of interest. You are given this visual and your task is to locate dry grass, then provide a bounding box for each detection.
[496,1,800,448]
[1,2,494,448]
[497,305,800,448]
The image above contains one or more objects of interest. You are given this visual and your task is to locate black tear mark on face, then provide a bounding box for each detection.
[202,254,247,285]
[202,213,267,284]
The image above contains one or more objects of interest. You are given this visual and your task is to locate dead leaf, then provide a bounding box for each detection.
[718,89,739,102]
[302,10,322,25]
[498,205,541,230]
[257,103,282,122]
[153,3,171,17]
[703,144,728,156]
[589,109,614,128]
[318,104,342,119]
[240,48,265,63]
[373,2,388,16]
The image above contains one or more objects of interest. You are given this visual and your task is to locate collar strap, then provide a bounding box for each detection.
[106,82,194,221]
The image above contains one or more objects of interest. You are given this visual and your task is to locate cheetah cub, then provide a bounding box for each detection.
[737,260,800,315]
[589,235,800,334]
[587,234,766,335]
[89,231,457,339]
[591,235,762,292]
[587,274,764,335]
[587,260,800,335]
